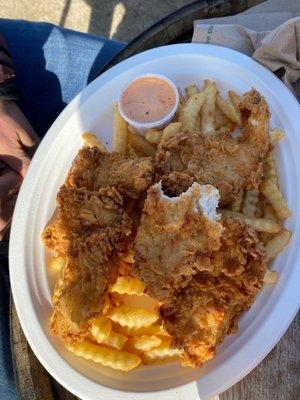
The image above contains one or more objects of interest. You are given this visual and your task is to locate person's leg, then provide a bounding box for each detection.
[0,19,125,137]
[0,260,18,400]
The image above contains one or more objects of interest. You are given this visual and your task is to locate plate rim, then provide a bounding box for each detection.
[9,43,300,400]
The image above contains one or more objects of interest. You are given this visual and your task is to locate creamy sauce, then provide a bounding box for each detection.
[121,77,176,123]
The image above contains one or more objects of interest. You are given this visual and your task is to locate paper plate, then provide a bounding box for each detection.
[9,44,300,400]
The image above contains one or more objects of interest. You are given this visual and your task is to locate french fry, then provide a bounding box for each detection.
[142,337,180,362]
[263,153,278,185]
[269,128,285,145]
[127,144,139,158]
[260,231,273,247]
[89,319,128,349]
[116,324,166,337]
[185,84,199,98]
[145,128,162,145]
[49,256,67,272]
[263,203,278,222]
[82,132,108,152]
[255,195,264,218]
[264,230,292,262]
[228,90,242,110]
[101,330,128,350]
[113,105,128,156]
[65,340,141,371]
[109,276,145,295]
[228,90,242,127]
[179,90,186,106]
[201,80,217,135]
[221,210,282,233]
[263,270,278,284]
[260,179,291,220]
[216,94,241,125]
[242,215,281,233]
[128,131,156,157]
[214,106,231,129]
[230,190,244,212]
[242,190,260,217]
[130,335,162,352]
[176,91,186,118]
[90,316,111,343]
[107,305,159,329]
[110,291,160,311]
[178,92,205,131]
[161,122,182,141]
[260,202,277,242]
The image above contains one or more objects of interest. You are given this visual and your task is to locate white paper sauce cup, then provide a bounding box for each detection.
[118,73,179,136]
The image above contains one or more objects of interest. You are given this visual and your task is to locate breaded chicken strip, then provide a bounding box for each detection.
[66,146,154,199]
[43,185,129,253]
[155,89,270,205]
[161,218,266,366]
[133,182,223,302]
[43,186,132,341]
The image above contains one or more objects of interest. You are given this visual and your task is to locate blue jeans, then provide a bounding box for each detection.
[0,19,124,399]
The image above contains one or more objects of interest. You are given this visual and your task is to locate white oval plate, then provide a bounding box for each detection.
[9,44,300,400]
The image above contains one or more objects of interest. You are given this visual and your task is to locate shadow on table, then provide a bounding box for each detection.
[82,0,195,41]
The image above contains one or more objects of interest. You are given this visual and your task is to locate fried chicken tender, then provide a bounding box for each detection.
[43,185,129,253]
[155,89,270,205]
[66,146,154,199]
[43,186,132,342]
[161,218,266,366]
[133,182,223,302]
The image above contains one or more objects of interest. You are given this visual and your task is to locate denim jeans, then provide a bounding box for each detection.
[0,19,124,399]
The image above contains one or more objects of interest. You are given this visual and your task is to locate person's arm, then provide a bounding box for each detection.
[0,34,39,240]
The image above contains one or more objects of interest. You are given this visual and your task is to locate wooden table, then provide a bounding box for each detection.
[11,1,299,399]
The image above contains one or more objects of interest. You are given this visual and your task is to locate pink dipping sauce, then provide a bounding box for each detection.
[121,77,176,123]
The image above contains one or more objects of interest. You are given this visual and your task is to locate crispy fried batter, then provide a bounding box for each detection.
[43,185,128,253]
[42,218,68,254]
[161,218,266,366]
[66,146,154,199]
[155,89,270,205]
[43,186,132,342]
[133,182,223,302]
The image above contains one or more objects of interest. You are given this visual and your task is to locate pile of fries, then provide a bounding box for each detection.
[50,253,180,371]
[49,79,291,372]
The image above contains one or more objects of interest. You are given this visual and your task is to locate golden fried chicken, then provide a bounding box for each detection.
[155,89,270,205]
[161,218,266,366]
[66,146,154,199]
[43,185,129,253]
[133,182,223,302]
[43,185,132,341]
